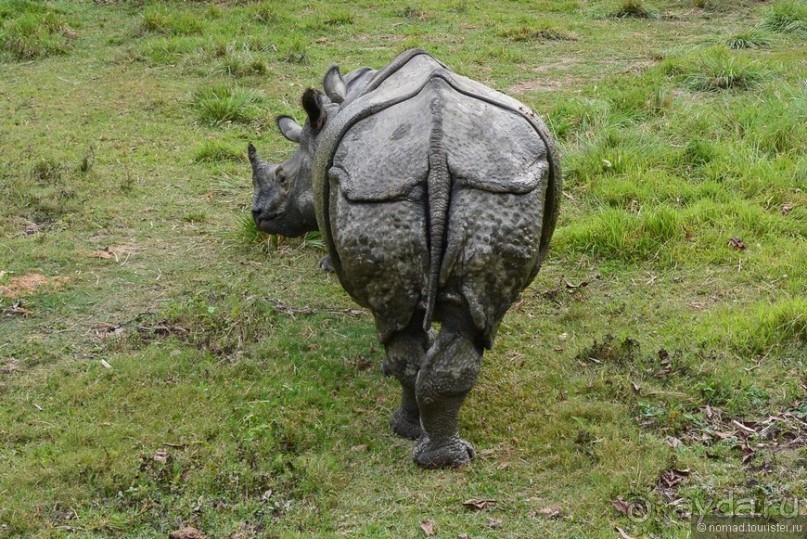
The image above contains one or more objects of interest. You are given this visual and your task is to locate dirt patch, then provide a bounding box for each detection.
[0,273,69,298]
[509,79,565,94]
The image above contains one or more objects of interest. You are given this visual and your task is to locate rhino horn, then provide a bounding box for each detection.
[323,64,346,104]
[247,142,258,166]
[302,88,326,131]
[276,116,302,143]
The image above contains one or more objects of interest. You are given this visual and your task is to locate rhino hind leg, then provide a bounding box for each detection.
[413,303,482,468]
[382,312,428,440]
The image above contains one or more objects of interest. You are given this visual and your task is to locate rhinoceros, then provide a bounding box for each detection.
[249,49,561,468]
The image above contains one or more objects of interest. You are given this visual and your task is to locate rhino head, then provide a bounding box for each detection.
[248,66,351,237]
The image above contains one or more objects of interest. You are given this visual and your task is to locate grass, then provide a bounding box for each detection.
[498,24,578,42]
[141,6,204,37]
[193,85,266,126]
[664,46,770,92]
[0,1,805,537]
[763,0,807,35]
[726,29,773,49]
[608,0,658,19]
[0,7,74,60]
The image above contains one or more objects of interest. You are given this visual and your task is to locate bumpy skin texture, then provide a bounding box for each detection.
[249,49,561,468]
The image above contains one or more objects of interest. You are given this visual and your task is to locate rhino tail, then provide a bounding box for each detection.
[422,93,451,332]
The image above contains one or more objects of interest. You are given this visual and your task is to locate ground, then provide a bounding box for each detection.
[0,0,805,538]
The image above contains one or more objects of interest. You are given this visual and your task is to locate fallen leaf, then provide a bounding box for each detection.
[665,436,682,449]
[169,528,204,539]
[350,444,368,452]
[536,506,563,519]
[154,449,169,463]
[611,497,647,519]
[739,441,755,464]
[90,248,114,259]
[612,498,631,516]
[315,37,328,44]
[658,468,690,489]
[4,300,31,317]
[487,518,503,529]
[564,279,588,290]
[261,489,273,502]
[631,382,641,394]
[781,202,794,216]
[728,237,746,250]
[462,499,497,511]
[420,519,435,536]
[354,356,372,371]
[455,535,470,539]
[615,526,636,539]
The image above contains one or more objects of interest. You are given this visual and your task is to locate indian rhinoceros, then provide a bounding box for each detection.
[249,49,561,468]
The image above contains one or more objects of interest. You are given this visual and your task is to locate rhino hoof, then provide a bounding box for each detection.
[413,435,475,468]
[319,255,335,273]
[390,407,422,440]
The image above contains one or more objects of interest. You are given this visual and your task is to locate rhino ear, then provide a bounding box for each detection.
[302,88,326,131]
[276,116,302,143]
[323,64,346,104]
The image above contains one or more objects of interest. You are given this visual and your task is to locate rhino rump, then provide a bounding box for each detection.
[330,81,548,203]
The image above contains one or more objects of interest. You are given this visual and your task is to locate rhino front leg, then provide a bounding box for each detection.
[413,306,482,468]
[382,314,429,440]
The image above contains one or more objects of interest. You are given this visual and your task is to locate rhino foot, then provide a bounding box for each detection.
[413,435,475,468]
[390,406,422,440]
[318,255,335,273]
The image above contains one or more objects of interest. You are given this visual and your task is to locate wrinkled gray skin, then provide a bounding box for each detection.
[249,50,560,468]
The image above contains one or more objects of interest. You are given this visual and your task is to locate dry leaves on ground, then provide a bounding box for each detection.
[420,519,435,536]
[169,528,204,539]
[462,499,497,511]
[535,505,564,519]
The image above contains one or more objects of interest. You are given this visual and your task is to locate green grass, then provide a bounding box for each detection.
[726,29,773,49]
[1,1,805,537]
[193,140,245,163]
[141,6,205,36]
[764,0,807,35]
[679,47,770,92]
[0,7,74,60]
[608,0,658,19]
[193,84,266,126]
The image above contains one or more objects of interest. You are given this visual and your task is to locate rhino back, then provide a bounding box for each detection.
[330,78,548,203]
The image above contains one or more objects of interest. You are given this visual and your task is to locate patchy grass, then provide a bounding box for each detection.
[193,140,245,163]
[726,29,773,49]
[608,0,658,19]
[669,47,770,92]
[1,1,805,537]
[498,24,578,42]
[0,8,74,60]
[141,6,205,36]
[193,84,265,126]
[763,0,807,35]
